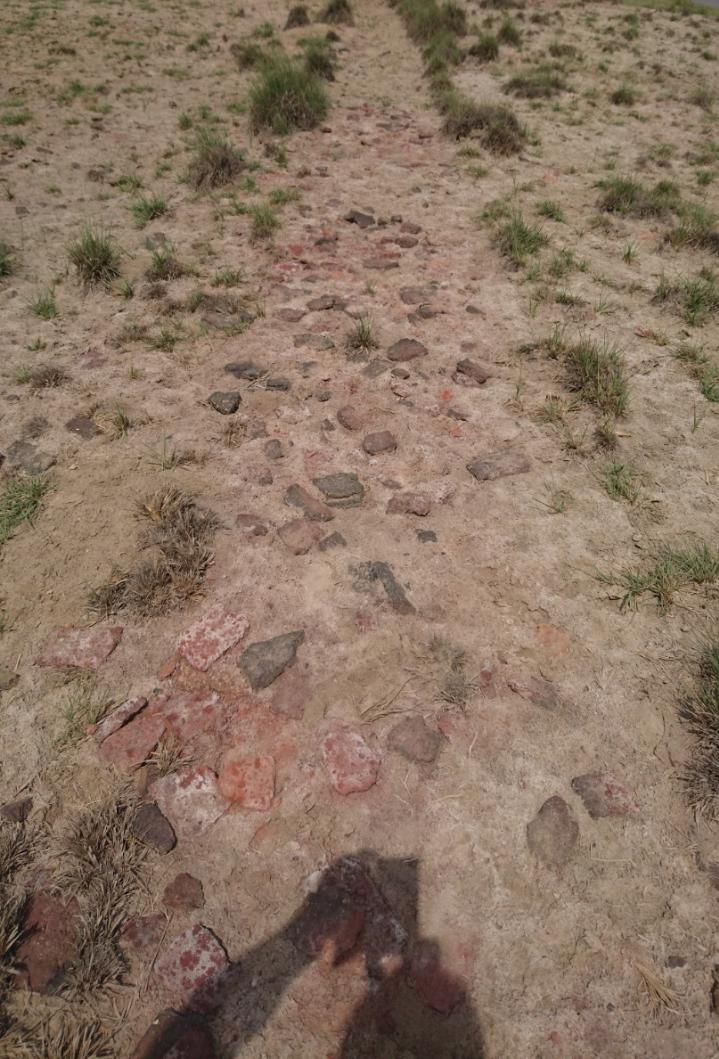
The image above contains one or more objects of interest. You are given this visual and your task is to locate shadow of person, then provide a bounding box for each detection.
[136,851,485,1058]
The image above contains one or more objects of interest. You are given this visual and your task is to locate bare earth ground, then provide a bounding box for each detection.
[2,0,719,1055]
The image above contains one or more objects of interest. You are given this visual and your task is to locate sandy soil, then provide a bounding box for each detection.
[2,0,719,1055]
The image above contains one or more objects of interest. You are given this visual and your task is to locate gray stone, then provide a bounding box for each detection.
[359,560,415,615]
[526,796,579,869]
[467,450,530,482]
[454,359,493,386]
[571,772,639,818]
[264,439,285,460]
[284,484,334,522]
[417,530,437,543]
[265,377,291,391]
[387,716,441,763]
[65,415,101,439]
[131,803,176,854]
[319,531,346,551]
[1,797,32,823]
[344,210,375,228]
[362,430,397,455]
[0,667,19,692]
[313,472,365,507]
[208,391,241,415]
[293,333,335,351]
[386,339,427,362]
[236,513,269,536]
[224,360,266,381]
[4,441,55,474]
[240,631,305,690]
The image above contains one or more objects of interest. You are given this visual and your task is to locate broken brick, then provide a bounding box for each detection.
[154,924,229,1013]
[218,752,275,811]
[98,712,165,772]
[321,727,380,795]
[150,768,226,840]
[16,892,79,992]
[36,625,123,670]
[177,606,250,672]
[93,696,148,744]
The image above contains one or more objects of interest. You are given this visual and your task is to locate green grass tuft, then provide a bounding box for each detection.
[494,211,547,267]
[68,227,121,287]
[600,544,719,612]
[130,194,167,227]
[0,475,50,545]
[249,57,329,134]
[563,335,629,417]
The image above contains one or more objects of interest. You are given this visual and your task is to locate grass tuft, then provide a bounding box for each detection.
[600,543,719,612]
[320,0,354,24]
[563,335,629,417]
[188,129,245,190]
[285,3,310,28]
[494,211,547,267]
[654,269,719,326]
[30,289,58,319]
[0,242,16,278]
[601,460,640,503]
[346,315,377,357]
[0,476,49,546]
[505,64,567,98]
[249,56,329,134]
[130,193,167,228]
[68,227,120,288]
[598,176,681,217]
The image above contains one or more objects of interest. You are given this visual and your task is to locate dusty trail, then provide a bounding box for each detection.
[1,0,719,1055]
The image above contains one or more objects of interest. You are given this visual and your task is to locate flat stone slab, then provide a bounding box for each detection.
[284,483,334,522]
[98,712,166,772]
[466,450,530,482]
[150,767,226,840]
[131,803,177,853]
[37,625,123,669]
[312,472,365,508]
[177,605,250,671]
[526,796,579,869]
[154,923,229,1013]
[240,630,305,690]
[322,726,381,795]
[386,339,427,362]
[218,751,275,810]
[93,696,148,744]
[571,772,639,818]
[387,715,442,763]
[208,391,241,415]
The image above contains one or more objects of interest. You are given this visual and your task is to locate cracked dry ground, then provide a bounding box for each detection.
[3,0,719,1056]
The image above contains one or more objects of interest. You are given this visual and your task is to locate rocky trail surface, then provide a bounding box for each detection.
[2,0,719,1055]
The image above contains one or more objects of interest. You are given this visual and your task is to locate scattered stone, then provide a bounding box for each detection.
[386,339,427,362]
[93,696,148,744]
[236,513,269,536]
[271,671,309,720]
[99,713,166,772]
[224,360,266,381]
[401,222,422,234]
[22,416,49,439]
[364,358,389,378]
[344,209,375,228]
[307,295,338,311]
[1,797,32,823]
[387,716,442,763]
[275,307,306,323]
[508,676,560,710]
[466,304,481,314]
[131,803,177,853]
[278,518,322,554]
[65,415,101,439]
[571,772,639,818]
[218,752,275,811]
[177,606,250,672]
[37,625,123,670]
[316,389,331,402]
[322,726,380,795]
[319,531,346,551]
[284,484,334,522]
[240,630,305,690]
[396,235,418,249]
[313,472,365,507]
[362,430,397,455]
[158,691,226,742]
[453,359,493,387]
[208,391,241,415]
[399,286,432,305]
[130,1010,217,1059]
[120,913,167,961]
[15,892,79,992]
[266,376,291,391]
[150,768,226,840]
[526,796,579,869]
[321,417,335,431]
[0,667,18,692]
[359,560,415,615]
[163,873,205,912]
[410,946,465,1015]
[4,440,55,474]
[466,450,531,482]
[391,366,410,379]
[264,438,285,460]
[386,492,430,516]
[154,923,230,1013]
[417,530,437,543]
[666,955,686,969]
[293,333,335,351]
[363,257,400,270]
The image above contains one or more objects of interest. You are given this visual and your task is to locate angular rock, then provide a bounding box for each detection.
[130,1009,216,1059]
[307,295,337,311]
[240,630,305,690]
[284,484,334,522]
[344,209,375,228]
[0,667,18,692]
[236,513,269,537]
[399,286,433,305]
[386,492,430,516]
[526,796,579,869]
[453,359,493,387]
[37,625,123,670]
[1,797,32,823]
[467,450,531,482]
[402,222,422,234]
[313,472,365,507]
[121,913,168,960]
[163,873,205,912]
[98,712,165,772]
[224,360,266,381]
[322,726,380,795]
[278,518,322,555]
[264,439,284,460]
[150,768,226,840]
[508,676,560,710]
[4,440,55,474]
[16,892,79,992]
[387,716,442,763]
[266,376,291,391]
[275,307,306,323]
[293,333,335,351]
[94,696,148,744]
[319,531,346,551]
[208,391,241,415]
[154,924,229,1013]
[65,415,101,439]
[571,772,639,818]
[362,430,397,455]
[360,560,415,615]
[157,692,226,743]
[417,529,437,543]
[131,803,177,853]
[177,606,249,672]
[386,339,427,362]
[218,752,275,811]
[337,405,364,431]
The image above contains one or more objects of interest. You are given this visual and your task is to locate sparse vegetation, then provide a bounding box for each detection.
[300,35,338,80]
[68,227,121,287]
[249,57,329,134]
[130,193,167,227]
[610,83,637,105]
[0,242,14,278]
[57,675,114,748]
[146,244,184,281]
[601,543,719,612]
[468,34,499,62]
[0,475,49,545]
[601,460,640,502]
[320,0,354,25]
[563,335,629,417]
[598,176,681,216]
[30,289,57,319]
[505,64,567,99]
[494,211,547,267]
[286,4,310,29]
[654,269,719,326]
[17,363,70,390]
[680,636,719,819]
[674,342,719,401]
[346,315,377,356]
[188,129,245,190]
[250,203,281,240]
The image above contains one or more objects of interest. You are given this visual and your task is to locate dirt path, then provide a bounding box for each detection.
[2,0,719,1055]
